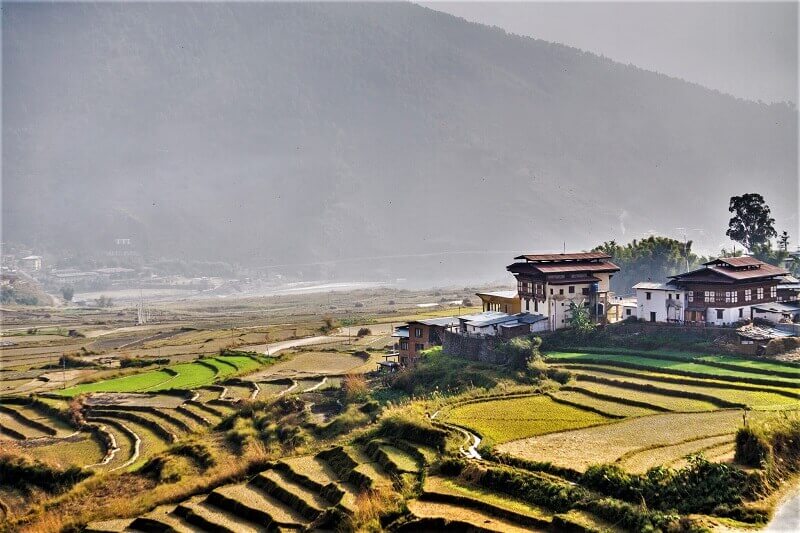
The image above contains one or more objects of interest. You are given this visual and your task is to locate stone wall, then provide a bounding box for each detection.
[442,330,508,364]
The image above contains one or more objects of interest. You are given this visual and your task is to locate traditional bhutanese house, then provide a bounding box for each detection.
[669,256,789,326]
[476,290,522,314]
[507,252,620,331]
[392,317,460,367]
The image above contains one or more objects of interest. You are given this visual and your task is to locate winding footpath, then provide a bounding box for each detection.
[766,489,800,532]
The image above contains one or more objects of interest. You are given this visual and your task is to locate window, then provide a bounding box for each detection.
[550,288,554,295]
[559,289,564,295]
[525,299,530,311]
[688,292,694,302]
[770,286,777,299]
[704,291,715,303]
[716,309,724,319]
[581,287,589,295]
[568,286,575,294]
[739,308,744,318]
[745,289,752,302]
[400,340,408,350]
[414,343,424,352]
[626,309,632,316]
[725,291,738,304]
[646,292,652,300]
[414,327,423,338]
[650,311,656,322]
[757,287,764,300]
[668,293,672,300]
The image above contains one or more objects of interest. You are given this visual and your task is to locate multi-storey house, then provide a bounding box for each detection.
[507,252,620,331]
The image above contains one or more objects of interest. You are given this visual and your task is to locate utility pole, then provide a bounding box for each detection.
[62,352,67,389]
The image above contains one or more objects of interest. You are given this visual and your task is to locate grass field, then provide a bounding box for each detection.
[546,351,799,386]
[424,476,553,521]
[442,395,610,444]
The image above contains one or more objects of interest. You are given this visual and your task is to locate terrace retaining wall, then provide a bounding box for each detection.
[441,331,507,364]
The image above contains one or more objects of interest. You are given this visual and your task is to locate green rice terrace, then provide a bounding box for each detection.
[2,324,800,532]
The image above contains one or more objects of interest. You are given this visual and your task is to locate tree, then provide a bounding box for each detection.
[568,301,595,334]
[726,193,776,252]
[778,231,790,252]
[60,286,74,302]
[593,236,705,294]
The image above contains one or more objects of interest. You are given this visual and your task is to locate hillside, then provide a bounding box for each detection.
[3,2,796,282]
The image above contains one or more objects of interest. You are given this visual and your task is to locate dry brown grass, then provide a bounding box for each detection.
[343,374,369,403]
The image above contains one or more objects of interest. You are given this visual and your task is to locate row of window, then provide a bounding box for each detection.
[518,282,591,297]
[688,287,775,303]
[399,340,425,352]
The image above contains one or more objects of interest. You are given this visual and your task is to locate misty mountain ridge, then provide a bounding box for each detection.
[3,2,796,283]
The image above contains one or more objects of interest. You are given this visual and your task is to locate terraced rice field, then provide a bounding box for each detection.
[85,439,407,532]
[6,404,75,437]
[216,355,263,374]
[569,368,799,410]
[567,381,719,412]
[57,370,176,396]
[496,410,749,471]
[405,500,543,533]
[442,395,610,444]
[423,476,554,523]
[551,390,659,417]
[25,432,106,468]
[617,433,735,473]
[546,352,799,386]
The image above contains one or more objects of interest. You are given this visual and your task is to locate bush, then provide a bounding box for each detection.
[120,356,170,368]
[462,298,473,307]
[356,327,371,337]
[497,336,534,370]
[343,374,370,404]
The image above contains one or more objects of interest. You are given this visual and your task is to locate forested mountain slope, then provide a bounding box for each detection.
[3,2,796,281]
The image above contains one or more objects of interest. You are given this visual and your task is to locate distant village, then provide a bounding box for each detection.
[385,251,800,369]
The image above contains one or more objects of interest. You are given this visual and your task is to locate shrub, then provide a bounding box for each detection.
[462,298,473,307]
[356,327,371,337]
[320,316,338,334]
[343,374,370,404]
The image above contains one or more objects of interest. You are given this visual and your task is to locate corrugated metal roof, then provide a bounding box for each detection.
[751,302,800,313]
[475,290,519,299]
[414,317,460,327]
[633,282,676,290]
[514,252,612,262]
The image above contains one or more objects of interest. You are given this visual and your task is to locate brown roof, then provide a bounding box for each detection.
[508,261,620,276]
[708,262,788,280]
[671,260,788,283]
[513,252,612,262]
[708,256,763,268]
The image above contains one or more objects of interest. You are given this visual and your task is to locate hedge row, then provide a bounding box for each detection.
[441,459,678,531]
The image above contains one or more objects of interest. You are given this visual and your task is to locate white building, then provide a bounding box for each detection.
[633,282,685,323]
[507,252,621,331]
[21,255,42,272]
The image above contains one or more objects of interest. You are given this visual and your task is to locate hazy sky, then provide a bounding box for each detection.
[422,1,798,104]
